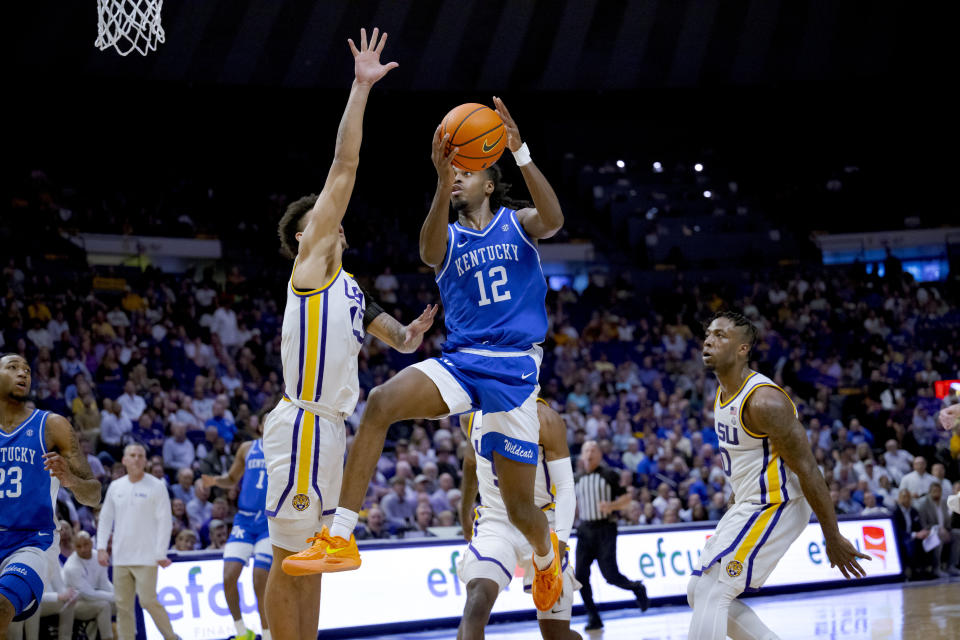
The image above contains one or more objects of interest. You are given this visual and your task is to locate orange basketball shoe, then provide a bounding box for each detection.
[531,530,563,611]
[281,526,361,575]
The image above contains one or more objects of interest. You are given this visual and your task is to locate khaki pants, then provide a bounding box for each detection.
[114,565,176,640]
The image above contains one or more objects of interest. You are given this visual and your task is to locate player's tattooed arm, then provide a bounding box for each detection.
[366,304,438,354]
[201,440,250,489]
[44,415,102,507]
[493,97,564,240]
[743,387,870,579]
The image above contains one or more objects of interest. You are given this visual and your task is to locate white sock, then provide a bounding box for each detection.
[330,507,358,540]
[233,619,246,636]
[261,629,272,640]
[533,546,555,571]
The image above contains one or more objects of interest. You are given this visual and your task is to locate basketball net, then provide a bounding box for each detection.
[95,0,165,56]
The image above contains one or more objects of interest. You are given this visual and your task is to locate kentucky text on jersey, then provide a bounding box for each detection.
[453,243,520,277]
[0,447,37,465]
[437,207,548,351]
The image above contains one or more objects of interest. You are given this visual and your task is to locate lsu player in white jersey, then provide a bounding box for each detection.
[262,29,437,640]
[459,399,580,640]
[688,312,870,640]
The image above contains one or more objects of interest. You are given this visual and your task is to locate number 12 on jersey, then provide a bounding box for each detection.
[474,267,511,306]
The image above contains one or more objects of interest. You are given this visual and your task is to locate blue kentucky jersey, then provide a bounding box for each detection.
[436,207,548,352]
[0,410,58,541]
[237,439,267,514]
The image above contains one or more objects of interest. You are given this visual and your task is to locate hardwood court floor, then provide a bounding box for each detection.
[386,580,960,640]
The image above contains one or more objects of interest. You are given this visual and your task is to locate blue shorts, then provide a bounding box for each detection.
[411,347,541,464]
[0,535,48,622]
[224,511,272,570]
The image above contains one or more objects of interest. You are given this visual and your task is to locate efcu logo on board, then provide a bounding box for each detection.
[861,526,886,568]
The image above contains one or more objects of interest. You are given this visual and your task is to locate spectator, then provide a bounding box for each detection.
[187,479,213,528]
[96,443,177,640]
[891,489,934,580]
[915,483,960,576]
[117,380,147,422]
[132,413,165,458]
[206,519,229,550]
[404,503,436,538]
[883,439,914,483]
[205,398,237,444]
[99,399,133,458]
[374,266,399,304]
[173,529,198,551]
[62,531,115,640]
[163,423,196,473]
[900,457,937,498]
[860,491,888,516]
[172,468,196,503]
[381,476,415,529]
[355,506,392,540]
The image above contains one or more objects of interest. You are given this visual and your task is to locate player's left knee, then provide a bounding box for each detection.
[0,561,44,622]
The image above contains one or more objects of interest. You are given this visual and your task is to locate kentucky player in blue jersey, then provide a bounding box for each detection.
[202,429,271,640]
[318,99,568,612]
[0,353,100,634]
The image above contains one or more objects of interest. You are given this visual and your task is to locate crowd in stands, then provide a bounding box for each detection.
[3,162,959,584]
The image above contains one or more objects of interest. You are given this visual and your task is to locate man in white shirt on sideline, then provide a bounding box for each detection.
[97,443,179,640]
[117,380,147,422]
[900,456,937,499]
[63,532,115,639]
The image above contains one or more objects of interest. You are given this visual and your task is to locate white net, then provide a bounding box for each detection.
[95,0,165,56]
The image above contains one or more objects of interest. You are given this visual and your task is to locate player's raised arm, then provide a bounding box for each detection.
[743,386,870,579]
[420,126,458,267]
[297,28,398,261]
[201,440,251,489]
[43,415,102,507]
[493,97,564,240]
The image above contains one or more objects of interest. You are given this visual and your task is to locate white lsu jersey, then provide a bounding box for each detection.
[465,410,555,516]
[713,371,804,505]
[280,262,366,418]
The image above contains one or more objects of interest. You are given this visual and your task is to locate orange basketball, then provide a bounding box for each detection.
[440,103,506,172]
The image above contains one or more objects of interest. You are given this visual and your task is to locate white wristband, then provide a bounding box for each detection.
[512,142,532,167]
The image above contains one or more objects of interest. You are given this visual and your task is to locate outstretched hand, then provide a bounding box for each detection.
[402,304,439,351]
[939,403,960,431]
[349,27,398,87]
[492,96,522,152]
[432,126,458,184]
[825,534,871,579]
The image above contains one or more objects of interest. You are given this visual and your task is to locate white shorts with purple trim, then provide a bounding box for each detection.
[457,509,580,620]
[692,497,812,593]
[263,399,345,552]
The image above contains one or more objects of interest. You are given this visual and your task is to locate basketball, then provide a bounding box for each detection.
[440,103,506,172]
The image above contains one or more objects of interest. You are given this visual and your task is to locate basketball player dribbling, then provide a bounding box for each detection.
[299,98,568,611]
[458,400,581,640]
[261,29,438,640]
[688,312,871,640]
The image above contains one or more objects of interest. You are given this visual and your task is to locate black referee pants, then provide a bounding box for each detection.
[574,520,636,619]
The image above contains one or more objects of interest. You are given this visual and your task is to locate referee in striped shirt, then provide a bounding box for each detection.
[574,440,648,630]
